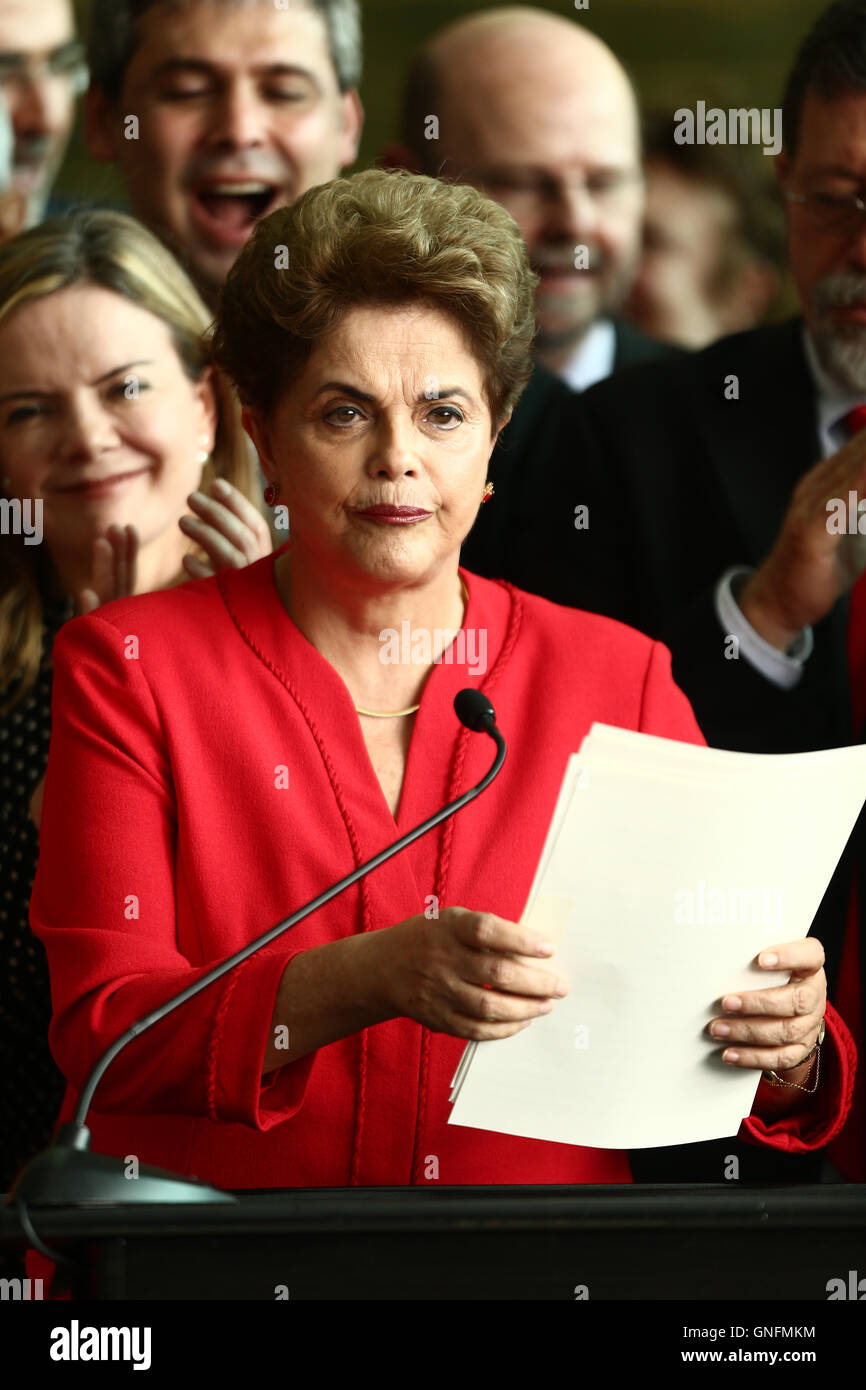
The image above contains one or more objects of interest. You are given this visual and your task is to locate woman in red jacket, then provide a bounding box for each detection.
[29,170,853,1194]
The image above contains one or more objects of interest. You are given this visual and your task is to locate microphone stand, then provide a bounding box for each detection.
[6,691,506,1217]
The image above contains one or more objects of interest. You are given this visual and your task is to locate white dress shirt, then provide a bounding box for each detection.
[557,319,618,393]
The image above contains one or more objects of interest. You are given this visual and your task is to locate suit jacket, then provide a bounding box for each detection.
[461,320,680,580]
[575,317,852,807]
[497,317,862,1180]
[612,316,679,372]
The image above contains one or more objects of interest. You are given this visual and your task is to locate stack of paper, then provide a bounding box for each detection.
[448,725,866,1149]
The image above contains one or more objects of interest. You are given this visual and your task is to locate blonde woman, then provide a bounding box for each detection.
[0,209,271,1191]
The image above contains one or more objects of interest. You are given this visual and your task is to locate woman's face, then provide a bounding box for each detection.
[245,302,505,589]
[0,283,216,567]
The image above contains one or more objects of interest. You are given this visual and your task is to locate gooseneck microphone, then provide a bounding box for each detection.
[7,691,507,1218]
[454,688,498,734]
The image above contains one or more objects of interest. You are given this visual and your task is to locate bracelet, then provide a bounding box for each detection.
[762,1017,825,1092]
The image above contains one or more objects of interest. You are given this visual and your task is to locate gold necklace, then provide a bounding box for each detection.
[355,577,469,718]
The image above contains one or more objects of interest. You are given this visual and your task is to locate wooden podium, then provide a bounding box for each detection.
[2,1185,865,1299]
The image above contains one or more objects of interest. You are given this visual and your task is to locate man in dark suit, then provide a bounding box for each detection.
[383,6,677,576]
[513,0,866,1184]
[461,325,676,583]
[387,8,664,387]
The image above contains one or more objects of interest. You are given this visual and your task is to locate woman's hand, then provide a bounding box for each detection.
[32,489,268,832]
[0,188,28,242]
[708,938,827,1076]
[77,523,138,616]
[375,907,569,1040]
[178,478,273,578]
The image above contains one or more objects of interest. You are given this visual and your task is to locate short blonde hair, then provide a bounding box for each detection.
[0,209,255,712]
[213,168,538,426]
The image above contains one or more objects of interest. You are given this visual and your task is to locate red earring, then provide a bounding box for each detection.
[481,481,494,504]
[264,480,281,507]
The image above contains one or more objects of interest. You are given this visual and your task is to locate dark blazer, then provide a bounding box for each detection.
[575,318,850,757]
[477,317,861,1181]
[612,315,680,372]
[461,319,679,580]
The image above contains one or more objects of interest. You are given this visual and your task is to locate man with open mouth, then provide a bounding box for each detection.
[84,0,363,307]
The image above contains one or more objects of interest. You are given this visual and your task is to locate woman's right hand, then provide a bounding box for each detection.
[375,907,569,1040]
[0,188,28,242]
[76,523,139,616]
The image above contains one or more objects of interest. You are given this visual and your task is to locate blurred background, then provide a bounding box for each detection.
[63,0,833,198]
[58,0,839,322]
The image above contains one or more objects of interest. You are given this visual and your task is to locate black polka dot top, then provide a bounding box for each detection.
[0,587,74,1193]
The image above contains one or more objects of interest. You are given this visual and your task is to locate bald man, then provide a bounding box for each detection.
[387,6,678,586]
[389,6,673,391]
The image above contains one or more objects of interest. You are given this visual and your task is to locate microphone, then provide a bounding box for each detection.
[454,688,496,734]
[7,690,507,1214]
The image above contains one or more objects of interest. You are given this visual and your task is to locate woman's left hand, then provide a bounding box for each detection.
[708,937,826,1074]
[179,478,273,578]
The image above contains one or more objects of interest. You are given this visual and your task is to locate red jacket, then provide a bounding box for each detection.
[29,553,855,1192]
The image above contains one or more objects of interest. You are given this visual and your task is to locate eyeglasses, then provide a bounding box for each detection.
[0,43,88,96]
[784,188,866,235]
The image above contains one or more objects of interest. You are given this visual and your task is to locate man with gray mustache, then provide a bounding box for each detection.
[531,0,866,1187]
[810,270,866,394]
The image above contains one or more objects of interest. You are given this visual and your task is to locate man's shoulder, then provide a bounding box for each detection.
[588,317,807,406]
[503,578,655,660]
[510,361,573,420]
[612,317,684,370]
[499,362,573,461]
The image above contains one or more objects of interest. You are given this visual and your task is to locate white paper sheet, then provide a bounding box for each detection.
[448,725,866,1149]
